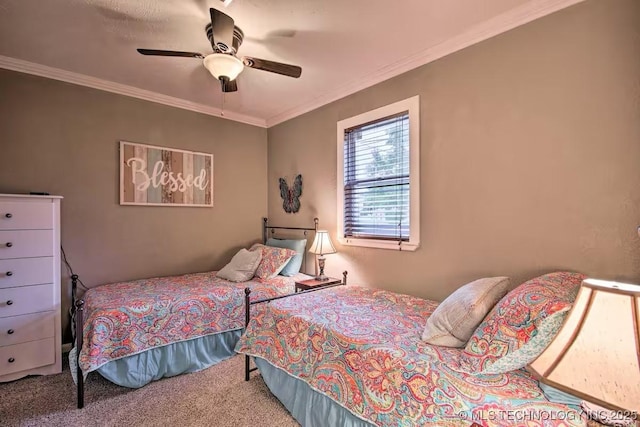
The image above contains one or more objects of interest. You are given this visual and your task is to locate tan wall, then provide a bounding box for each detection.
[0,69,268,341]
[267,0,640,301]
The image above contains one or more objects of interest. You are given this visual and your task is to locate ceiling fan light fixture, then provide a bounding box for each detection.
[137,8,302,94]
[203,53,244,81]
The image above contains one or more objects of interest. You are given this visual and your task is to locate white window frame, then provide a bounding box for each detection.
[337,95,420,251]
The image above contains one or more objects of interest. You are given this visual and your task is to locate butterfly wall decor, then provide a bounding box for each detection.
[279,174,302,213]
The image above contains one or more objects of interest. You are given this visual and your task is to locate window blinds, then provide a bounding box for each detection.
[343,111,410,241]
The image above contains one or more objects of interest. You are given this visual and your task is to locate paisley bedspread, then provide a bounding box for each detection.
[79,271,307,373]
[236,286,586,427]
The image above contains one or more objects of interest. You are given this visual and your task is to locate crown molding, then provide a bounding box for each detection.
[265,0,586,127]
[0,0,584,130]
[0,55,267,128]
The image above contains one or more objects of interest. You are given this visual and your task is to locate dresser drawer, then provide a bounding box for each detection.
[0,201,53,230]
[0,337,55,376]
[0,284,54,317]
[0,230,54,259]
[0,311,55,346]
[0,257,54,289]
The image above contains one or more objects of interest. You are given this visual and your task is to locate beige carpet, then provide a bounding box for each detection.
[0,355,300,427]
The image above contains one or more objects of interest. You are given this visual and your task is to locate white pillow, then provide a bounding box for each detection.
[216,249,262,282]
[421,277,511,347]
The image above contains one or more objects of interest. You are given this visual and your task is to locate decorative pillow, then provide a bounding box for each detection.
[216,249,262,282]
[265,238,307,277]
[476,308,569,374]
[421,277,511,347]
[462,271,585,373]
[250,244,297,280]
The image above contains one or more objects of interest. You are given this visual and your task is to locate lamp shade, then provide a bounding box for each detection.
[309,230,337,255]
[203,53,244,81]
[527,279,640,412]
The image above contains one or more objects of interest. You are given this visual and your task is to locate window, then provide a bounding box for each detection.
[337,96,420,251]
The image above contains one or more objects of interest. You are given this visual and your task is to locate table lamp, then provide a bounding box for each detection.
[527,278,640,413]
[309,230,337,281]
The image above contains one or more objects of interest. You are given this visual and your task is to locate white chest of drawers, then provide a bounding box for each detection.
[0,194,62,381]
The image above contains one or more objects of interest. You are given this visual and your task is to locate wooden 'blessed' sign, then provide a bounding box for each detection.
[120,141,213,207]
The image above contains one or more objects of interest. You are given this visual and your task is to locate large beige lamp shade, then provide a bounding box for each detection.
[309,230,337,281]
[527,279,640,412]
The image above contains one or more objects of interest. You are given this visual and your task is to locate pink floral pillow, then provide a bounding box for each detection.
[461,271,585,372]
[250,244,297,280]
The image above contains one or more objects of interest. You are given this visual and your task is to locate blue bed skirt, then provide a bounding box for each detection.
[254,357,375,427]
[72,329,242,388]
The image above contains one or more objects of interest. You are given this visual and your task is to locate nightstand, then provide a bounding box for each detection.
[295,277,342,293]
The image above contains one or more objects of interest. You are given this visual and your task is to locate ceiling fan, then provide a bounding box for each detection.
[136,8,302,93]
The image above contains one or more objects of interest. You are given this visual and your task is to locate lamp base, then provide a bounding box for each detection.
[315,255,328,281]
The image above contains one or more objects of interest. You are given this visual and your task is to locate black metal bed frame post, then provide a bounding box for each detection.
[262,217,268,244]
[76,299,84,408]
[72,274,85,409]
[244,287,252,381]
[313,218,319,276]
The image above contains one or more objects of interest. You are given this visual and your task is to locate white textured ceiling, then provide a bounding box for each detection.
[0,0,581,127]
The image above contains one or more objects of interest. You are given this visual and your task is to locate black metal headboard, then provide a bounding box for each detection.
[262,217,319,243]
[262,217,319,275]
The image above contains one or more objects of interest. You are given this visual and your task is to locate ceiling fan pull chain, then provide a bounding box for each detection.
[221,92,225,117]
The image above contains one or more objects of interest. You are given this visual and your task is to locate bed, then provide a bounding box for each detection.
[71,217,317,408]
[236,271,590,427]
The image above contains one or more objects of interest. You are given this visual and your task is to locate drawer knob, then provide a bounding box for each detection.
[5,242,12,248]
[8,357,15,363]
[4,213,12,218]
[7,329,14,334]
[5,271,12,277]
[6,300,13,305]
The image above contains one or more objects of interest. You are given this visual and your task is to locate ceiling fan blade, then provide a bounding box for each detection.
[242,57,302,78]
[221,79,238,93]
[210,8,235,53]
[137,49,204,59]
